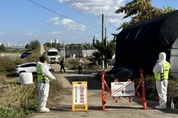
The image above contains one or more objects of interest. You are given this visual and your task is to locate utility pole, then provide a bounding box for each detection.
[102,14,105,70]
[105,27,108,69]
[63,41,65,60]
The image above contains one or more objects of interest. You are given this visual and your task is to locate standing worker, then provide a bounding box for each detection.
[78,58,84,74]
[153,52,170,109]
[60,58,66,73]
[43,52,49,63]
[36,56,57,112]
[43,52,47,58]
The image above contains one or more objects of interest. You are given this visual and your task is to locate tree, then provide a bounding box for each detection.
[92,36,116,67]
[56,43,61,50]
[25,44,31,50]
[44,42,52,48]
[29,40,40,51]
[93,36,116,59]
[0,44,6,52]
[115,0,175,29]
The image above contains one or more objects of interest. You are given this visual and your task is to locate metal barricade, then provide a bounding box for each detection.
[101,69,147,110]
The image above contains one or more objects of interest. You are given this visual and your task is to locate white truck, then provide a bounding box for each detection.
[47,48,60,63]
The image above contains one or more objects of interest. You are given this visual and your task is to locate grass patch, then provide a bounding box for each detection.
[0,74,63,118]
[47,79,63,107]
[0,82,39,117]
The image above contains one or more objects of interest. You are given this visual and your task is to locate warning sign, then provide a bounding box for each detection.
[111,81,135,97]
[72,81,88,111]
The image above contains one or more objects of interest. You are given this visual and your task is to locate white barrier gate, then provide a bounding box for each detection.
[111,81,135,97]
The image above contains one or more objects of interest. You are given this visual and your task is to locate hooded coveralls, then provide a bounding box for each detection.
[153,52,170,109]
[36,62,56,111]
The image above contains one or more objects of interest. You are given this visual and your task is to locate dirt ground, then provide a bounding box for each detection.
[27,64,178,118]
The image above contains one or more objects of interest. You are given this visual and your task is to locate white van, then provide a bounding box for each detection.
[47,48,60,63]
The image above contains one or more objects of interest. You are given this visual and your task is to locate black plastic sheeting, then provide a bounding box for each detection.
[111,10,178,76]
[106,68,133,81]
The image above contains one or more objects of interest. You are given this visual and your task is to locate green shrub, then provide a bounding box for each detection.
[64,58,100,71]
[64,59,78,70]
[0,57,18,74]
[0,107,15,117]
[25,50,41,62]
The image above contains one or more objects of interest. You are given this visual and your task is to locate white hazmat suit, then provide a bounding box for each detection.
[153,52,170,109]
[37,62,56,112]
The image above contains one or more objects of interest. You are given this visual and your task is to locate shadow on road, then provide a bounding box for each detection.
[50,104,143,111]
[49,104,178,115]
[64,75,101,90]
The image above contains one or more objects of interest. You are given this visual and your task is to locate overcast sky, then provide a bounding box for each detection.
[0,0,177,46]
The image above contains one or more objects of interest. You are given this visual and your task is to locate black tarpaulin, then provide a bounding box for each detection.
[114,10,178,75]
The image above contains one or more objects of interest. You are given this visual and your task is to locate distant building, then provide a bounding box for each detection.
[55,38,59,44]
[7,42,11,47]
[61,49,97,58]
[50,39,53,44]
[50,38,60,44]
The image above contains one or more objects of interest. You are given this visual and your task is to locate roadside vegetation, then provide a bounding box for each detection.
[0,1,178,117]
[0,40,62,118]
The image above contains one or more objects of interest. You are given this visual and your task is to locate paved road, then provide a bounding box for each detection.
[29,66,178,118]
[40,44,45,55]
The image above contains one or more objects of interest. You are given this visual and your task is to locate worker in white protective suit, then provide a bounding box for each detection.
[153,52,170,109]
[36,56,56,112]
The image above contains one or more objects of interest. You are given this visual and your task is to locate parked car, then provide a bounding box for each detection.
[15,62,52,75]
[20,52,31,58]
[15,62,37,75]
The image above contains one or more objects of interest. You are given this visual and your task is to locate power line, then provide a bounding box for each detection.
[103,16,119,39]
[62,30,101,44]
[28,0,99,28]
[67,0,98,23]
[105,19,117,30]
[69,1,118,31]
[71,0,100,22]
[81,30,102,39]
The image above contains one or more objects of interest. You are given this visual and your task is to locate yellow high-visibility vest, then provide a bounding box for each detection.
[155,61,170,80]
[36,64,50,83]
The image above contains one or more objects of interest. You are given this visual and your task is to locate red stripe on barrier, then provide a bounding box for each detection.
[112,82,133,96]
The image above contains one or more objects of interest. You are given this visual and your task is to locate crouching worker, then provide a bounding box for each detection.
[36,56,57,112]
[153,52,170,109]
